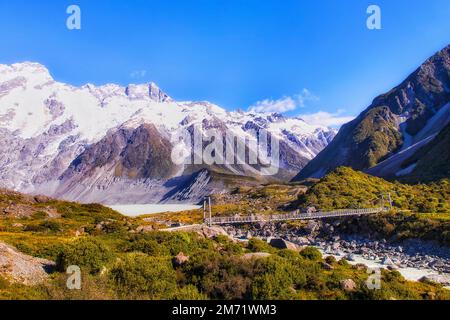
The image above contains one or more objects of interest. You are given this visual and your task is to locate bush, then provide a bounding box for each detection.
[110,253,177,299]
[127,238,169,256]
[251,256,307,299]
[56,238,114,274]
[299,247,322,261]
[247,238,275,253]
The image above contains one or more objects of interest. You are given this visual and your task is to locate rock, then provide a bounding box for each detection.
[352,264,367,271]
[269,238,300,251]
[425,292,436,300]
[136,225,155,233]
[345,254,356,262]
[296,237,311,245]
[340,279,357,292]
[320,262,334,271]
[387,265,398,271]
[304,220,320,234]
[0,242,54,285]
[332,243,341,250]
[420,274,450,286]
[172,252,189,267]
[33,195,51,203]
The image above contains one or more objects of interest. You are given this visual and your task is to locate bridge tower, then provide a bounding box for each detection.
[203,196,212,226]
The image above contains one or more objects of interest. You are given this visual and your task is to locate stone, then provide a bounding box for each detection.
[420,274,450,286]
[320,262,334,271]
[33,195,51,203]
[340,279,357,292]
[172,252,189,267]
[0,241,54,285]
[345,254,356,262]
[382,256,394,266]
[269,238,300,251]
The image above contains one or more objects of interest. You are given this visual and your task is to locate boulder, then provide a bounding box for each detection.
[269,238,300,251]
[340,279,357,292]
[320,262,334,271]
[172,252,190,267]
[33,195,51,203]
[420,274,450,286]
[0,242,54,285]
[382,256,394,266]
[136,225,155,233]
[345,254,356,262]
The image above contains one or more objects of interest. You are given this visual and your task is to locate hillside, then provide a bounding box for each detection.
[294,167,449,213]
[1,188,448,300]
[294,45,450,181]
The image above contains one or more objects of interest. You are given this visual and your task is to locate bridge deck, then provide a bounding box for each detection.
[206,207,384,225]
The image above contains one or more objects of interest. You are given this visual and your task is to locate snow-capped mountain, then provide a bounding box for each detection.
[0,62,336,204]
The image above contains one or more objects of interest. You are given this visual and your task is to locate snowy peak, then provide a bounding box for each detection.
[0,61,337,203]
[125,82,172,102]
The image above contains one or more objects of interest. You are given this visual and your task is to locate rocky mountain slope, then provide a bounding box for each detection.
[0,62,336,204]
[294,45,450,182]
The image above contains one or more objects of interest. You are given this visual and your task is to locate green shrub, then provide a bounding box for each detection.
[247,238,275,253]
[56,238,114,274]
[126,238,169,256]
[110,253,177,299]
[299,247,322,261]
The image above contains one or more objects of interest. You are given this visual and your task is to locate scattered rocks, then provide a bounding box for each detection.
[0,242,54,285]
[221,222,450,274]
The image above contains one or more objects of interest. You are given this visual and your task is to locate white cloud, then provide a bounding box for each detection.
[130,70,147,79]
[249,89,318,114]
[298,110,355,128]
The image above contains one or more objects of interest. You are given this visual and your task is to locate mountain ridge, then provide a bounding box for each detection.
[0,62,336,204]
[293,44,450,182]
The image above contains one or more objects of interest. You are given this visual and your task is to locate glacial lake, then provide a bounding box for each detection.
[108,204,202,217]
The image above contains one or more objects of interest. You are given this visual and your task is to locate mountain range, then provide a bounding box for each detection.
[1,45,448,204]
[294,45,450,183]
[0,62,335,204]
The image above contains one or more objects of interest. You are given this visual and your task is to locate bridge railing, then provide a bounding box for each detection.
[206,207,384,225]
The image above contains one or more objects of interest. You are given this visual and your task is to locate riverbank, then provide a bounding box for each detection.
[221,223,450,286]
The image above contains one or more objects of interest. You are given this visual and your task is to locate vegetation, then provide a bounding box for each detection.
[295,167,449,213]
[0,187,449,300]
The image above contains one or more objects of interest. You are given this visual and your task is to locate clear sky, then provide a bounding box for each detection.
[0,0,449,126]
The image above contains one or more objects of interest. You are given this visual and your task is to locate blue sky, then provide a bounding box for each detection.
[0,0,449,126]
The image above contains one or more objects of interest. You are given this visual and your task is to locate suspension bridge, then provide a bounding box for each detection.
[202,194,391,226]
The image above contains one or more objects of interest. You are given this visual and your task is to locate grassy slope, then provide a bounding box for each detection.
[0,189,448,300]
[294,167,450,244]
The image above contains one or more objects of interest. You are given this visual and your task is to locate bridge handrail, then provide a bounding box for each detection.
[206,207,383,225]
